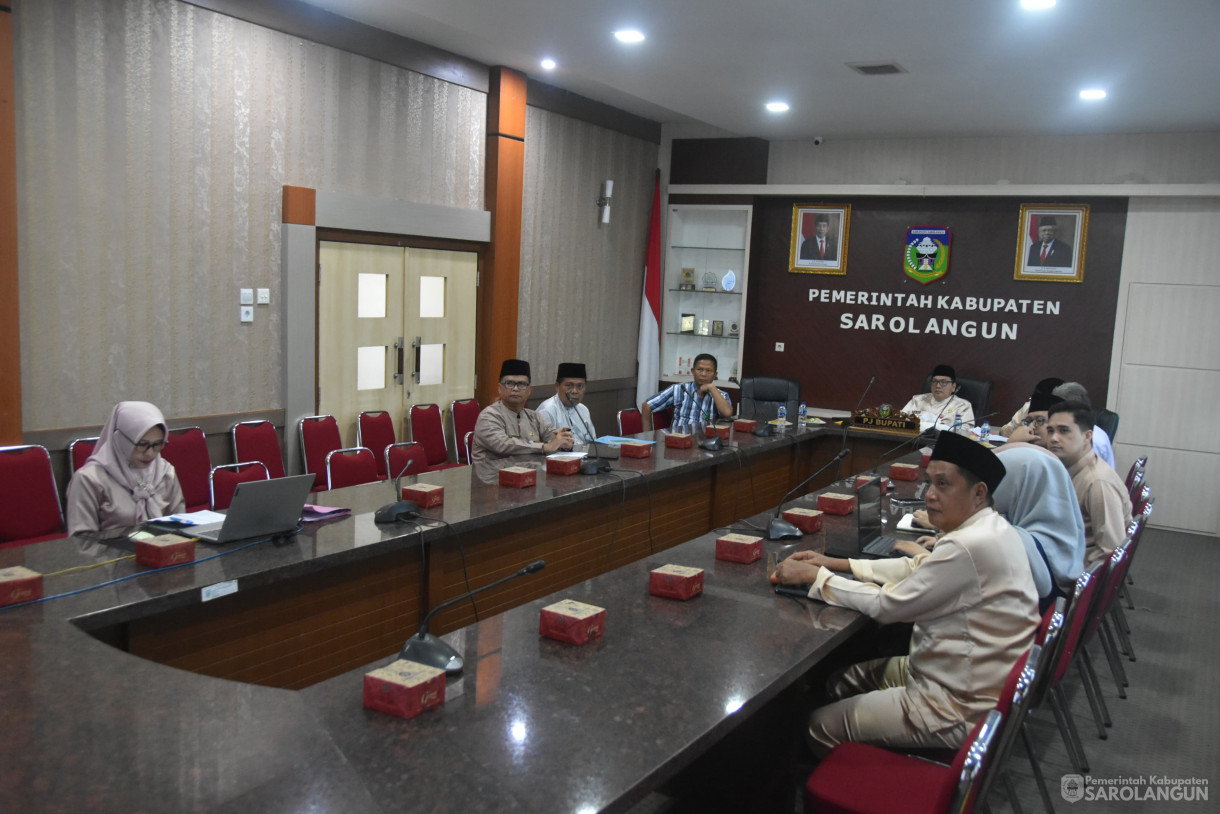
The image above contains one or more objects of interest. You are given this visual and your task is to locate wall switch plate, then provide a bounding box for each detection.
[256,288,270,305]
[240,306,254,323]
[775,342,785,352]
[240,288,254,305]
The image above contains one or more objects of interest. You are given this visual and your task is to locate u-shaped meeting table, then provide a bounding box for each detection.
[0,421,927,813]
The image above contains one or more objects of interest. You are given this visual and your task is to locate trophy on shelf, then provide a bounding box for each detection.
[680,267,696,291]
[722,270,737,292]
[702,271,719,292]
[711,320,724,337]
[696,319,711,336]
[728,321,740,337]
[679,313,696,334]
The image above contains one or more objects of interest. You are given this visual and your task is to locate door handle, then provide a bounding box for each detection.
[393,337,405,385]
[410,336,422,384]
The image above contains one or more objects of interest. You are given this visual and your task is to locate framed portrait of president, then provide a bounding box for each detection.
[1015,203,1088,283]
[790,204,851,275]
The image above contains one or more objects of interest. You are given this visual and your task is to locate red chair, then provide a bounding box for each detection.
[1127,468,1145,500]
[161,427,212,512]
[385,441,428,483]
[325,447,379,490]
[68,436,98,474]
[357,411,397,479]
[618,408,643,435]
[1123,456,1147,490]
[209,462,270,511]
[232,420,286,479]
[408,403,463,472]
[450,398,481,464]
[463,431,473,467]
[653,405,673,430]
[299,415,343,492]
[0,445,64,548]
[803,710,1003,814]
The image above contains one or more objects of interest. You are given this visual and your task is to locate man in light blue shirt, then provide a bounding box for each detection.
[641,353,733,430]
[536,363,597,445]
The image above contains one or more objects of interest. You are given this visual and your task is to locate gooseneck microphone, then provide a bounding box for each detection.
[374,457,421,524]
[399,560,547,674]
[767,449,850,540]
[567,393,610,475]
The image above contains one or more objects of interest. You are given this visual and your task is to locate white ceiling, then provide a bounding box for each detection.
[300,0,1220,140]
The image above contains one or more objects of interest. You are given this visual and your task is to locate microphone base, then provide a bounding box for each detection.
[767,517,803,541]
[699,436,722,451]
[399,632,464,675]
[581,458,612,475]
[374,500,421,524]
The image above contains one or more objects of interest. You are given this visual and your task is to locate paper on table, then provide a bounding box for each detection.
[301,505,351,522]
[153,510,225,526]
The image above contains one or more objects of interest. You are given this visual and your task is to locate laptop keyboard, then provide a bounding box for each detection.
[862,535,902,557]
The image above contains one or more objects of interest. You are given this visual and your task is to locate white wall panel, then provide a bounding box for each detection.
[1119,198,1220,286]
[1114,444,1220,536]
[1115,366,1220,454]
[1121,284,1220,370]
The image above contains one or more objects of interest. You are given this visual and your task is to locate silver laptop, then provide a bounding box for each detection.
[190,474,314,544]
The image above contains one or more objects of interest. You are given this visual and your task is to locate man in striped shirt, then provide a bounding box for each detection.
[641,353,733,431]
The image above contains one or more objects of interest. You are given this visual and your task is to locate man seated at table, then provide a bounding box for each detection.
[1045,401,1133,568]
[999,376,1062,437]
[1006,388,1059,446]
[772,431,1039,756]
[640,353,733,431]
[536,362,597,445]
[1051,382,1116,468]
[901,364,974,428]
[471,359,574,464]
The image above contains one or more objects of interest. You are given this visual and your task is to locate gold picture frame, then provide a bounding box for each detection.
[789,204,851,275]
[1014,203,1088,283]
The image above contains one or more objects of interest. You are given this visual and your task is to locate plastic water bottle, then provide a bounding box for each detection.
[777,404,788,424]
[797,402,808,427]
[981,420,991,441]
[952,412,963,434]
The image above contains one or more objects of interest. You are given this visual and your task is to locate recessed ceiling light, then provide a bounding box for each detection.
[765,101,790,113]
[540,58,556,71]
[1021,0,1056,10]
[1080,88,1106,100]
[614,29,645,44]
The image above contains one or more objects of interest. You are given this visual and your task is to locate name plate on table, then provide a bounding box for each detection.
[852,410,920,434]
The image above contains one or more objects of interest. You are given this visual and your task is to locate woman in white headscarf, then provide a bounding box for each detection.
[993,441,1086,609]
[66,401,185,535]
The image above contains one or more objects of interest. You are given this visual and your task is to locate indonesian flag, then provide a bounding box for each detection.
[635,170,662,409]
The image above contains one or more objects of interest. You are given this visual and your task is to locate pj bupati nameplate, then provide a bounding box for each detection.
[852,409,920,434]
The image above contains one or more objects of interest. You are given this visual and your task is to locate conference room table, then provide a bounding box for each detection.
[0,421,932,812]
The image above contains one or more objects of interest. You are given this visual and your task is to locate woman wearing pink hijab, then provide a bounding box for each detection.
[66,401,185,535]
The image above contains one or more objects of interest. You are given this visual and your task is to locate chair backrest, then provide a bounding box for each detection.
[463,431,473,467]
[409,403,451,466]
[68,436,99,474]
[921,372,993,418]
[1085,543,1132,642]
[1027,599,1064,710]
[325,447,379,490]
[450,399,481,464]
[949,709,1005,814]
[209,462,270,511]
[1124,456,1147,489]
[232,420,286,479]
[357,411,397,478]
[1127,468,1145,499]
[1053,560,1106,684]
[299,415,342,491]
[739,376,801,422]
[618,408,643,435]
[1093,408,1119,442]
[976,646,1041,806]
[161,427,212,511]
[385,441,429,483]
[653,405,673,431]
[0,445,63,542]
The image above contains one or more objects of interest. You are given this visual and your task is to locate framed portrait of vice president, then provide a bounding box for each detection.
[789,204,851,275]
[1015,204,1089,283]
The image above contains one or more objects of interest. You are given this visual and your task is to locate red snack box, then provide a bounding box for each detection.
[920,452,932,467]
[620,442,652,458]
[781,507,825,534]
[855,475,887,494]
[546,455,583,476]
[540,599,606,645]
[402,482,445,508]
[362,659,446,719]
[715,533,764,563]
[135,534,196,568]
[733,418,757,433]
[649,564,705,600]
[499,465,537,488]
[817,492,857,516]
[0,566,43,607]
[664,432,693,449]
[890,463,922,482]
[703,424,731,441]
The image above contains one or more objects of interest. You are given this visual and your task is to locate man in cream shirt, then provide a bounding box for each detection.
[772,431,1039,755]
[902,364,974,428]
[536,362,596,445]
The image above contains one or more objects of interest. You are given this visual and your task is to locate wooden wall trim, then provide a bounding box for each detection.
[0,4,20,444]
[477,67,527,406]
[282,185,316,226]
